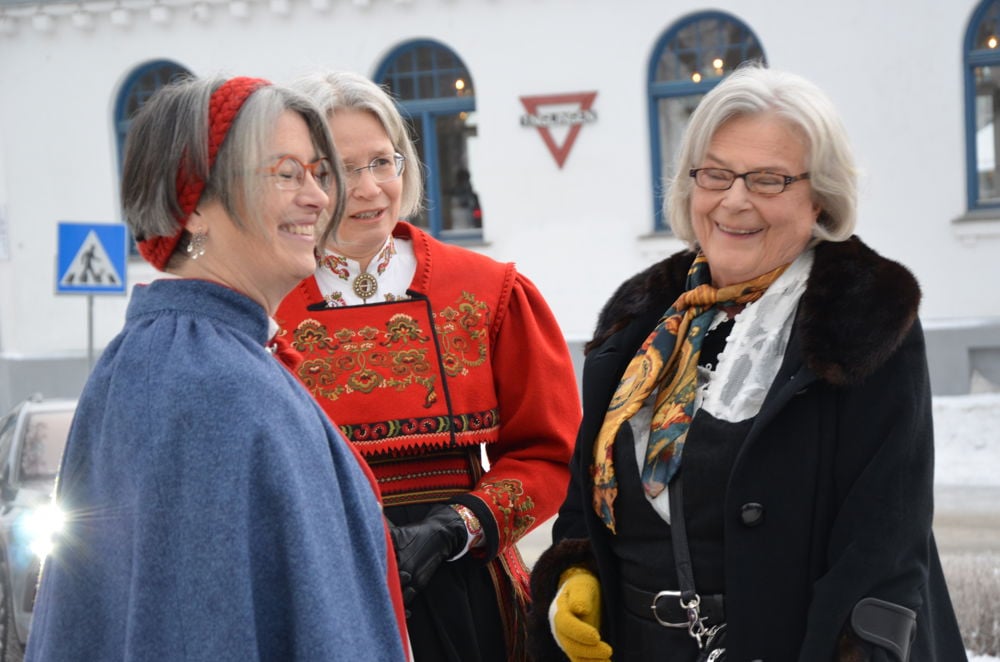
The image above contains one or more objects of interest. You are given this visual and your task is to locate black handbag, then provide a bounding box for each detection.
[669,476,728,662]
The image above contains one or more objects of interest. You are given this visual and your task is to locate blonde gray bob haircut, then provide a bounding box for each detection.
[666,64,858,249]
[290,71,423,245]
[121,76,343,270]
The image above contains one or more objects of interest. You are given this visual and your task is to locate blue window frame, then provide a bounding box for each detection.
[113,60,191,254]
[647,12,765,231]
[965,0,1000,210]
[375,40,482,241]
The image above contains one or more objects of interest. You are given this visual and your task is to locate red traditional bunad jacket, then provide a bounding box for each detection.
[275,222,580,646]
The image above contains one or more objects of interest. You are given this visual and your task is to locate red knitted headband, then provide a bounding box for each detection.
[137,76,271,270]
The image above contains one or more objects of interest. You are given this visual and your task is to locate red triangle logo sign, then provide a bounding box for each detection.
[519,92,598,169]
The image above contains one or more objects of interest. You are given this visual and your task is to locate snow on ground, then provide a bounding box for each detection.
[935,393,1000,662]
[933,393,1000,486]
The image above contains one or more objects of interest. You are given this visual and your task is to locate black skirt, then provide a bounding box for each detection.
[386,501,508,662]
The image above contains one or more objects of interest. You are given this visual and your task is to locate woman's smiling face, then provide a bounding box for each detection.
[326,109,402,264]
[690,112,820,287]
[193,109,328,313]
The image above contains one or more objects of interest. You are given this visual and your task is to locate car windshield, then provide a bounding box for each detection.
[20,409,73,481]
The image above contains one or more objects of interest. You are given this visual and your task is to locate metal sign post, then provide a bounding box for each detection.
[55,222,128,370]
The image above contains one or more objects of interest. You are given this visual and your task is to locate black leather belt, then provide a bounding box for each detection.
[622,583,726,628]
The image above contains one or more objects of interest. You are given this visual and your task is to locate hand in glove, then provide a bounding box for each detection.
[388,504,468,605]
[548,567,613,662]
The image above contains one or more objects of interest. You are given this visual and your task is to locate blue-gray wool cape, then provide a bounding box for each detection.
[26,279,406,661]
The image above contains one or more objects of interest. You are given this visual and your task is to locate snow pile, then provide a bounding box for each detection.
[933,393,1000,486]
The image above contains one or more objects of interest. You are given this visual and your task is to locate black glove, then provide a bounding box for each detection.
[387,504,468,606]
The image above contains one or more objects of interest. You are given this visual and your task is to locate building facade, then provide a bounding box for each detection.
[0,0,998,409]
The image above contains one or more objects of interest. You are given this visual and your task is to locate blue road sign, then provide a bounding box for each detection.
[56,222,128,295]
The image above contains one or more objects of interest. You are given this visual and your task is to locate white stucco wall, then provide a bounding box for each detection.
[0,0,996,362]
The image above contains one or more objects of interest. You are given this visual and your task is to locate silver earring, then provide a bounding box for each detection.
[186,231,207,260]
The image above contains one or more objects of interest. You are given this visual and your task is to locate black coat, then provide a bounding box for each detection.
[529,237,967,661]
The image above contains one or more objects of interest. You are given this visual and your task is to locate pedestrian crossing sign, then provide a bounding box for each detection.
[56,222,128,295]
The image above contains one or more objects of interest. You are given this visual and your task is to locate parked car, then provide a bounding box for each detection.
[0,395,75,661]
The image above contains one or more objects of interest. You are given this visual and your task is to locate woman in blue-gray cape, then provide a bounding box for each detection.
[25,75,409,661]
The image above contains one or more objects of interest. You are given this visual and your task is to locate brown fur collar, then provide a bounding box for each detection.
[588,236,921,387]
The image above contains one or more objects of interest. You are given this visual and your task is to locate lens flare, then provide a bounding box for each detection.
[23,503,65,559]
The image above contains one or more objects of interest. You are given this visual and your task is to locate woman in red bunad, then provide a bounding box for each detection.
[275,70,580,662]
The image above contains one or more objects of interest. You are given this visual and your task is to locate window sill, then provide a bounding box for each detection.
[952,211,1000,245]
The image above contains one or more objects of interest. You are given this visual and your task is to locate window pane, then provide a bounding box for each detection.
[385,44,471,101]
[437,49,458,70]
[416,46,434,71]
[649,13,765,229]
[123,64,188,118]
[404,116,430,230]
[418,74,436,100]
[395,76,415,101]
[655,17,763,84]
[436,71,471,98]
[975,1,1000,51]
[658,95,704,191]
[976,65,1000,203]
[437,112,482,234]
[379,41,479,239]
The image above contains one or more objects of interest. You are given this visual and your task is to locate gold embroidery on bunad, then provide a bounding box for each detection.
[437,292,490,377]
[291,292,492,405]
[295,318,436,405]
[481,479,536,541]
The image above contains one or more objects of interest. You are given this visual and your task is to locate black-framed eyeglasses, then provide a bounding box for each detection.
[345,153,406,187]
[690,167,810,195]
[266,156,335,192]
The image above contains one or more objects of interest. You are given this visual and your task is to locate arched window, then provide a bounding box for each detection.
[114,60,192,171]
[375,40,481,240]
[113,60,192,255]
[647,12,765,231]
[965,0,1000,210]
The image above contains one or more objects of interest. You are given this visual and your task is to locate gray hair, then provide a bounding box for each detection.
[666,64,857,248]
[290,70,423,247]
[121,76,343,268]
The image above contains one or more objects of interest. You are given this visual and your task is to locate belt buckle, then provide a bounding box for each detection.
[652,590,710,648]
[651,590,688,628]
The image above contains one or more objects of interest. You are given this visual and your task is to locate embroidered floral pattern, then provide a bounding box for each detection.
[385,314,427,344]
[339,407,499,443]
[319,236,396,296]
[436,292,489,377]
[374,238,396,276]
[320,254,350,280]
[324,291,346,308]
[291,292,492,407]
[293,319,339,353]
[481,479,535,541]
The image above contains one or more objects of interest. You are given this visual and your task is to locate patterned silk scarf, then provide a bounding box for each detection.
[591,254,789,532]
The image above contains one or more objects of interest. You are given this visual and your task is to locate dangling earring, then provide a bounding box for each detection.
[186,231,207,260]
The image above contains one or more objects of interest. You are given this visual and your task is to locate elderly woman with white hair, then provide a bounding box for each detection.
[528,64,966,662]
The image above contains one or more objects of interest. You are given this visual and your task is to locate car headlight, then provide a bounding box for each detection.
[21,503,65,559]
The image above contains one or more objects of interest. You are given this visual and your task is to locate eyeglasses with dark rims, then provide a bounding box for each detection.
[689,167,810,195]
[266,156,335,192]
